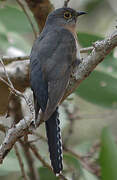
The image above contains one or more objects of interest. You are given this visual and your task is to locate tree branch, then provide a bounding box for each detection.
[14,144,29,180]
[80,46,94,53]
[0,46,92,114]
[62,30,117,101]
[29,143,68,180]
[2,47,93,64]
[25,0,54,32]
[16,0,37,38]
[31,131,100,176]
[64,146,100,177]
[2,56,29,64]
[0,29,117,164]
[19,140,39,180]
[0,124,7,133]
[0,57,35,123]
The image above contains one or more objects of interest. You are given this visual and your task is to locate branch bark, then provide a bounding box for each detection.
[19,140,39,180]
[14,144,29,180]
[0,30,117,114]
[0,30,117,163]
[0,0,117,175]
[16,0,37,38]
[29,143,68,180]
[62,30,117,100]
[25,0,54,32]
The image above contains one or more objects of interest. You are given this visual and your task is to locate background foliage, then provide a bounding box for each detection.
[0,0,117,180]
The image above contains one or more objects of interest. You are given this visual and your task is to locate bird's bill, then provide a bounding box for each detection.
[77,11,87,17]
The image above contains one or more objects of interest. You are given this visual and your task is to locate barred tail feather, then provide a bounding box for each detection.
[45,108,63,174]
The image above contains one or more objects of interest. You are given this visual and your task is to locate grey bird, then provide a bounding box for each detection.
[30,7,86,175]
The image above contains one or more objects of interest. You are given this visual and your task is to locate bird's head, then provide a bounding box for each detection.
[46,7,86,27]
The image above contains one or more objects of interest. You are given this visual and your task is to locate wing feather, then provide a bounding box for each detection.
[30,28,76,120]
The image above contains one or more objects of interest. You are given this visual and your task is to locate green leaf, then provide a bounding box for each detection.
[0,31,31,53]
[82,169,98,180]
[64,153,81,170]
[78,32,103,47]
[0,5,36,33]
[99,127,117,180]
[64,153,98,179]
[63,153,83,178]
[38,167,58,180]
[99,51,117,78]
[0,150,21,174]
[75,141,93,155]
[76,70,117,108]
[7,32,31,53]
[84,0,103,12]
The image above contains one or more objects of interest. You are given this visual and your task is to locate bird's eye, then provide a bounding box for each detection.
[64,11,72,19]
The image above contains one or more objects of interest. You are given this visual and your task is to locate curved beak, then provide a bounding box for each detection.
[77,11,87,17]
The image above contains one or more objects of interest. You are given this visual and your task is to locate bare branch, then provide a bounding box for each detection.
[29,143,68,180]
[0,29,117,171]
[0,76,11,88]
[63,103,80,146]
[19,140,39,180]
[31,131,47,142]
[25,0,54,32]
[80,46,94,53]
[2,56,29,64]
[0,117,30,163]
[0,124,6,133]
[0,58,35,124]
[0,58,14,88]
[31,132,100,176]
[64,146,100,177]
[14,144,29,180]
[16,0,37,38]
[29,143,52,171]
[0,47,93,66]
[7,94,23,125]
[62,30,117,101]
[1,47,92,64]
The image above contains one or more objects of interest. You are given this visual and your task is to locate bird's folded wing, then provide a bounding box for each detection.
[30,28,76,118]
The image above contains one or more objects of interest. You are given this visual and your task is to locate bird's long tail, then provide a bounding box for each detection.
[45,108,63,175]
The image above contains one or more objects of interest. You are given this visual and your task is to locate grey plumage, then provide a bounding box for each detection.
[30,7,85,174]
[30,27,76,120]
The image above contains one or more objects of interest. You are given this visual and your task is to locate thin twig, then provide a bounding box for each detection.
[28,137,41,144]
[0,76,11,88]
[14,144,29,180]
[16,0,37,38]
[31,131,47,142]
[31,132,100,177]
[29,143,68,180]
[29,143,52,170]
[2,55,29,64]
[0,29,117,173]
[25,0,54,32]
[80,46,94,53]
[0,124,7,133]
[62,30,117,101]
[0,59,14,88]
[63,103,80,146]
[31,132,100,176]
[0,76,34,126]
[86,141,100,158]
[64,146,100,177]
[0,58,35,125]
[19,140,39,180]
[1,47,93,64]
